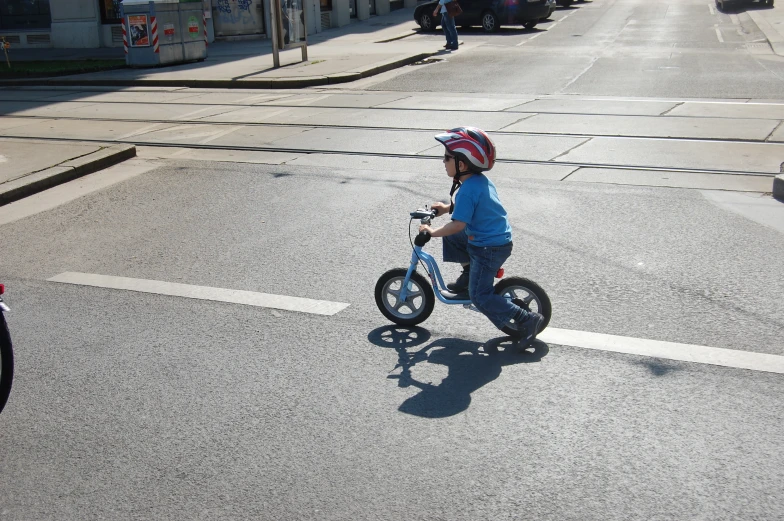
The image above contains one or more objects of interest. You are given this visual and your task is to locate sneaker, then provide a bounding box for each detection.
[446,266,470,293]
[510,311,544,343]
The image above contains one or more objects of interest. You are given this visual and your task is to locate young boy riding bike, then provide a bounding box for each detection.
[418,126,545,343]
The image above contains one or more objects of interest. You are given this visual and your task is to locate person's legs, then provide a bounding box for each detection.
[448,15,459,48]
[468,243,544,341]
[443,229,469,264]
[443,230,470,292]
[467,243,520,329]
[442,13,458,48]
[441,13,452,47]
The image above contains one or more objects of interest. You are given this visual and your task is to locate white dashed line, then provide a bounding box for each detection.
[516,33,542,46]
[48,272,350,316]
[540,328,784,374]
[715,25,724,43]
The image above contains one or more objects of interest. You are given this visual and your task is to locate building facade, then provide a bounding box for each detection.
[0,0,415,49]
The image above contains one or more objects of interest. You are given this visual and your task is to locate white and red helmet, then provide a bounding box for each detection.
[435,126,496,172]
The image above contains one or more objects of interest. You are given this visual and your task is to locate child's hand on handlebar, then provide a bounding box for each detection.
[419,224,434,235]
[431,202,450,217]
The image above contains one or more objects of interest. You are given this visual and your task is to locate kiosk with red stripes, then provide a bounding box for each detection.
[151,16,159,53]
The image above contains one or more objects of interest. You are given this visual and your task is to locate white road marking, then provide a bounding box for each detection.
[282,95,332,106]
[116,123,170,140]
[0,154,6,163]
[173,106,223,121]
[235,93,290,104]
[38,270,784,370]
[708,2,716,15]
[539,328,784,374]
[0,159,156,226]
[730,13,740,25]
[48,272,351,316]
[198,125,244,145]
[516,33,541,46]
[715,25,724,43]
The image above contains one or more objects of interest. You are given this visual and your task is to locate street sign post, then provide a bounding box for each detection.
[271,0,308,68]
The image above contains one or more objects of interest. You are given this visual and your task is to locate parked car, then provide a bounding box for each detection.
[543,0,556,19]
[716,0,773,10]
[415,0,552,33]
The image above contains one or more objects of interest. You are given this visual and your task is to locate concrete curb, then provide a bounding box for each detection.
[0,52,438,90]
[0,143,136,206]
[748,10,784,57]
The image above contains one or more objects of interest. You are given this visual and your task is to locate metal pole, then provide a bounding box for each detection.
[300,0,308,61]
[271,0,281,68]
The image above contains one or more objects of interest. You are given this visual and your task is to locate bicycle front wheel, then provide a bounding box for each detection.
[0,313,13,414]
[375,268,435,326]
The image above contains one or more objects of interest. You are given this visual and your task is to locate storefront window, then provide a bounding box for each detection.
[0,0,51,30]
[99,0,122,24]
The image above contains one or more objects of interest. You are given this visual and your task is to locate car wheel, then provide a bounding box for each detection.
[482,10,499,32]
[419,12,438,32]
[524,21,537,30]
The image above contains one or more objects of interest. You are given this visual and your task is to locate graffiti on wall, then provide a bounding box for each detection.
[215,0,256,25]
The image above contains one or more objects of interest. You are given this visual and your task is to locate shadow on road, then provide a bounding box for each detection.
[368,325,549,418]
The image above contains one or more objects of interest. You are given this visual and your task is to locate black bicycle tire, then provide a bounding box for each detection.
[375,268,436,326]
[494,276,552,337]
[0,313,14,414]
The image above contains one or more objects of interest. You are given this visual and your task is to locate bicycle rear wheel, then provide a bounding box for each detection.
[494,276,552,337]
[0,313,13,414]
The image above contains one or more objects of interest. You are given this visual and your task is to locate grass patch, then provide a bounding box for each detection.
[0,59,127,78]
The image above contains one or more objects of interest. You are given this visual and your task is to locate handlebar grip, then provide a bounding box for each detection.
[414,231,432,247]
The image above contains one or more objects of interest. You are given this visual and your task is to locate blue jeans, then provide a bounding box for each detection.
[441,13,458,48]
[443,230,526,331]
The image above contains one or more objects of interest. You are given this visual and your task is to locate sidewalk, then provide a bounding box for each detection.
[0,8,442,89]
[747,4,784,57]
[0,139,135,205]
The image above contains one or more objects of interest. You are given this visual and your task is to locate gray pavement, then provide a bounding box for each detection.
[1,87,783,200]
[0,138,135,205]
[0,158,783,520]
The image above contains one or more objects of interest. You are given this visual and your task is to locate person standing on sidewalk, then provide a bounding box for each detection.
[433,0,458,51]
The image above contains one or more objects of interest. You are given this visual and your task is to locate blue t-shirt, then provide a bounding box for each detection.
[451,174,512,247]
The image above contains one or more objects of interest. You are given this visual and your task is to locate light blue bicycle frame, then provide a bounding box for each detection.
[399,244,473,306]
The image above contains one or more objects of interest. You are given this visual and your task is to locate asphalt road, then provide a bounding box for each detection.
[1,159,783,519]
[2,0,784,517]
[369,0,784,97]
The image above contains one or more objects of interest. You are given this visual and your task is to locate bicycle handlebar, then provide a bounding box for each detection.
[410,208,439,220]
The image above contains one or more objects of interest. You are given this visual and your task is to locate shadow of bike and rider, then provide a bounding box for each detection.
[368,325,549,419]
